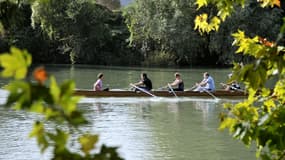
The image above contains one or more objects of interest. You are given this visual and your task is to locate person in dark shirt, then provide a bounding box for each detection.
[131,73,152,91]
[168,72,184,91]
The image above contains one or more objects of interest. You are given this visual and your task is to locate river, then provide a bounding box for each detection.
[0,65,255,160]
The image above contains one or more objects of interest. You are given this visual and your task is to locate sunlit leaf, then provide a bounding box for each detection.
[258,0,280,7]
[273,0,281,7]
[5,81,31,109]
[29,121,48,153]
[30,101,45,113]
[195,0,207,9]
[0,47,31,79]
[45,108,61,120]
[60,80,76,96]
[47,129,69,152]
[219,118,237,132]
[50,76,60,103]
[79,134,98,155]
[209,16,221,31]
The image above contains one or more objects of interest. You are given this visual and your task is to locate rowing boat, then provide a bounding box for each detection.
[74,89,247,98]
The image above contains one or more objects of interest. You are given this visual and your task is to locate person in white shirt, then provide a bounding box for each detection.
[193,72,215,92]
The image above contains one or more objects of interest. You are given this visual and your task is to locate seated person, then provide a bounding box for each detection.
[193,72,215,92]
[131,73,152,91]
[168,72,184,91]
[220,73,241,91]
[93,73,109,91]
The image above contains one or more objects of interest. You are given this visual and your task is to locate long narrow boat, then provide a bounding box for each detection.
[74,89,247,98]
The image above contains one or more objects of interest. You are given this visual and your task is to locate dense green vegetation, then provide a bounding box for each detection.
[0,0,283,66]
[123,0,283,66]
[0,0,139,65]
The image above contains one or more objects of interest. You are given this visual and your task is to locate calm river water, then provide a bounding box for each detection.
[0,65,255,160]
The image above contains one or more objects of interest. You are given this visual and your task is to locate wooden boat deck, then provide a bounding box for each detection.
[74,89,247,98]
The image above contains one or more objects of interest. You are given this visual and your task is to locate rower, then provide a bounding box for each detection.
[131,73,153,91]
[168,72,184,91]
[93,73,109,91]
[220,73,241,91]
[193,72,215,92]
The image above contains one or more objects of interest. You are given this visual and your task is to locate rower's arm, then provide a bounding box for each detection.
[133,81,143,86]
[170,79,179,86]
[198,80,207,86]
[93,80,100,91]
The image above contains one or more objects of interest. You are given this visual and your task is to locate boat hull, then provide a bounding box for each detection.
[74,90,247,98]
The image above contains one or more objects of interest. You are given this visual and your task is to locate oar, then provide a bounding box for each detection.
[110,88,128,91]
[202,88,220,101]
[168,83,178,98]
[129,83,157,97]
[190,84,197,91]
[184,84,197,91]
[156,85,167,91]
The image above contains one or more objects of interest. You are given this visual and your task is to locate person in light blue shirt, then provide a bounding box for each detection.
[193,72,215,92]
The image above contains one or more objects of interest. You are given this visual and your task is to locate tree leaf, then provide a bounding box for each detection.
[195,0,207,9]
[47,129,69,152]
[79,134,98,155]
[29,121,48,153]
[0,47,31,79]
[50,76,60,103]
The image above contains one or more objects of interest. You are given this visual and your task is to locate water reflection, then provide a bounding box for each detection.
[0,97,254,160]
[193,101,216,128]
[79,98,254,160]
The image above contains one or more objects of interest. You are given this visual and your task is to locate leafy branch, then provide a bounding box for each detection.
[194,0,285,159]
[0,47,123,159]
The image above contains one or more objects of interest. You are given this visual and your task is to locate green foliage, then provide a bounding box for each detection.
[0,0,68,63]
[194,0,285,159]
[0,48,123,159]
[208,1,283,64]
[97,0,121,10]
[31,0,133,65]
[1,0,282,67]
[0,47,31,79]
[194,0,281,34]
[194,0,245,33]
[142,51,176,66]
[79,133,99,155]
[0,0,136,65]
[194,14,221,33]
[29,121,49,152]
[123,0,283,66]
[123,0,212,66]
